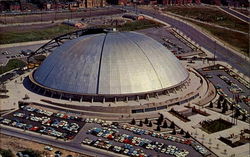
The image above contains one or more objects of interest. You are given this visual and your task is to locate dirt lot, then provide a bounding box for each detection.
[0,134,90,157]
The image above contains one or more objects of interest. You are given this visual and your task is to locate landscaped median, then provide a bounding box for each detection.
[188,20,249,56]
[200,118,234,134]
[162,6,248,33]
[162,5,249,56]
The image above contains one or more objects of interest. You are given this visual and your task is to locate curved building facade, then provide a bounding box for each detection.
[31,31,189,101]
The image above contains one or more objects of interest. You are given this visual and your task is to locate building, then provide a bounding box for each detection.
[31,31,189,102]
[25,29,208,117]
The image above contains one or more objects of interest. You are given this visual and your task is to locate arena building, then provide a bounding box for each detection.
[24,29,212,119]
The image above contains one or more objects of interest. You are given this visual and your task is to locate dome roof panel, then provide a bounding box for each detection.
[34,31,188,95]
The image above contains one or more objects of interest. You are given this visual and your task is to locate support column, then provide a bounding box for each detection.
[103,97,105,103]
[114,97,117,104]
[60,94,62,99]
[146,94,149,101]
[125,97,128,103]
[155,93,159,99]
[91,97,94,103]
[80,97,82,102]
[136,96,139,102]
[37,87,41,93]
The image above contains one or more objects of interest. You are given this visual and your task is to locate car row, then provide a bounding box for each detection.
[12,110,81,133]
[0,117,75,139]
[225,69,250,89]
[1,105,86,140]
[87,127,190,157]
[21,106,82,121]
[121,125,209,156]
[82,138,147,157]
[84,118,209,156]
[218,74,243,94]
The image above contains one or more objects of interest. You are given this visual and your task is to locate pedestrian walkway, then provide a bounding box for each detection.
[160,102,250,157]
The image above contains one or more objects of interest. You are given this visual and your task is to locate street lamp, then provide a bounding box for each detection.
[214,41,216,65]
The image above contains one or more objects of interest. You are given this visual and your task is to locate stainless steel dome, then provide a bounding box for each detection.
[34,31,188,95]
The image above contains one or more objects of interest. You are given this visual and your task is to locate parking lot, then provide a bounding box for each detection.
[137,27,195,56]
[199,64,250,122]
[0,105,86,140]
[80,119,211,157]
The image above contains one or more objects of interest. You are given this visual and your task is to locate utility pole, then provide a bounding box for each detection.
[40,12,42,23]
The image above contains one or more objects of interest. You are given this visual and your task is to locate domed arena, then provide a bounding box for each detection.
[29,31,190,102]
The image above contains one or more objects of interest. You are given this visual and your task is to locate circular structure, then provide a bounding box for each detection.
[31,31,189,101]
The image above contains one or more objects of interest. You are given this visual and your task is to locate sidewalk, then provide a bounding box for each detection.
[160,103,250,157]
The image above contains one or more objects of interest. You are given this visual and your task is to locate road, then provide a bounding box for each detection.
[0,126,118,157]
[220,7,249,23]
[121,6,250,77]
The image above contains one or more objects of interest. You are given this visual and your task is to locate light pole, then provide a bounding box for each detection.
[214,41,216,65]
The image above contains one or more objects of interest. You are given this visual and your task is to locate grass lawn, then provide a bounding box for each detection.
[117,19,164,31]
[189,20,249,55]
[201,118,234,134]
[0,24,77,44]
[0,20,162,44]
[163,6,248,33]
[0,59,27,75]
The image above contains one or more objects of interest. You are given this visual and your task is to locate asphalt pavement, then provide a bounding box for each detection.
[121,6,250,78]
[199,69,250,111]
[0,43,44,65]
[220,7,249,23]
[80,123,203,157]
[0,126,116,157]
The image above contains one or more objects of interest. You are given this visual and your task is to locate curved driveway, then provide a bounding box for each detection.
[123,6,250,77]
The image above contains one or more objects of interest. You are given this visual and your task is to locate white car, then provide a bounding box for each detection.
[44,146,53,151]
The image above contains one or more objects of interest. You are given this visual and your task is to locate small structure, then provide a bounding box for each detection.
[122,14,145,21]
[63,20,85,28]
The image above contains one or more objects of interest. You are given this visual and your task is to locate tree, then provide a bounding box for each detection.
[162,120,168,128]
[222,100,228,113]
[230,104,234,110]
[139,120,143,127]
[217,100,221,109]
[180,129,184,135]
[185,132,191,138]
[209,102,213,108]
[234,109,240,118]
[156,125,161,131]
[148,121,153,127]
[222,107,226,113]
[144,118,149,124]
[242,114,246,121]
[157,114,164,125]
[22,149,42,157]
[170,121,175,129]
[0,149,14,157]
[219,95,224,102]
[172,128,176,135]
[131,118,136,125]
